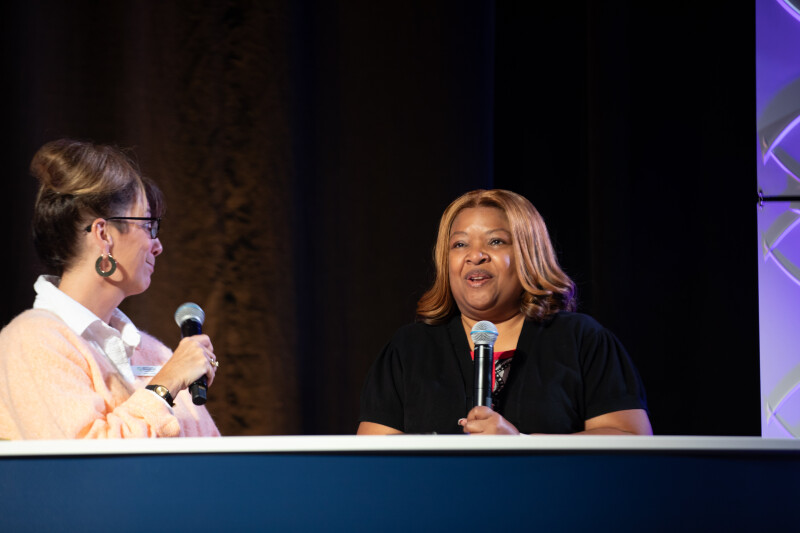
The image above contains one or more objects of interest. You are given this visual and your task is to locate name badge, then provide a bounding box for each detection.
[132,365,162,377]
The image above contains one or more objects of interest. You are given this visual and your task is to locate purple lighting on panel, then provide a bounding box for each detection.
[777,0,800,23]
[762,114,800,160]
[758,0,800,438]
[765,247,800,290]
[765,150,800,183]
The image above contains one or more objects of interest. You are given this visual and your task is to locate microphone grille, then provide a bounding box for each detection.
[470,320,498,346]
[174,302,205,328]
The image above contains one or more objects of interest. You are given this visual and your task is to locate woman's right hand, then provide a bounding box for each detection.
[151,335,218,399]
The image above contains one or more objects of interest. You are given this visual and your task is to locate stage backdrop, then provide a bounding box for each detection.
[757,0,800,437]
[0,1,759,436]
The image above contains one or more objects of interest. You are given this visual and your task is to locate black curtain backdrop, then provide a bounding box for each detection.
[0,1,758,436]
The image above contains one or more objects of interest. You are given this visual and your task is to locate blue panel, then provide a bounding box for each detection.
[2,452,799,531]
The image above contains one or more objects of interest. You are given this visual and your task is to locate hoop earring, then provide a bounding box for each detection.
[95,254,117,277]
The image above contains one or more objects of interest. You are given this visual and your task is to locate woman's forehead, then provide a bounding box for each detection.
[451,206,509,230]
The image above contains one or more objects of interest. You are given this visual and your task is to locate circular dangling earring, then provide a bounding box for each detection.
[95,253,117,277]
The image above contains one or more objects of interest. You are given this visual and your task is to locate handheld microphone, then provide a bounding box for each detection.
[470,321,498,408]
[174,302,208,405]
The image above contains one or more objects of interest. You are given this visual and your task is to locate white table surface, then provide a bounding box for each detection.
[2,434,799,457]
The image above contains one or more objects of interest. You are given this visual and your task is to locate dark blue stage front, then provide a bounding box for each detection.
[1,436,798,532]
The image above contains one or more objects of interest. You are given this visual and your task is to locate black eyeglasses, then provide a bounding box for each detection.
[85,217,161,239]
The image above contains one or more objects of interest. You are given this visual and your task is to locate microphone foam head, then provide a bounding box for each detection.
[174,302,205,328]
[470,320,498,346]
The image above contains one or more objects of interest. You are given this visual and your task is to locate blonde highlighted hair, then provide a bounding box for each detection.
[416,189,576,324]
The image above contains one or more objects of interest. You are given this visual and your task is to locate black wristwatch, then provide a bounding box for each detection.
[146,384,175,407]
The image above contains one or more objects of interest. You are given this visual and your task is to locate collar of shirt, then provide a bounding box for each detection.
[33,275,141,382]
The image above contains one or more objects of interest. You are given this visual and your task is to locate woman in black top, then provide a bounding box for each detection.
[358,189,651,435]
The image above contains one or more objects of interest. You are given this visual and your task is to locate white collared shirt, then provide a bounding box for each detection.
[33,275,141,383]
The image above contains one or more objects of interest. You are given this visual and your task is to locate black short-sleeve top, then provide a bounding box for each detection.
[358,312,648,434]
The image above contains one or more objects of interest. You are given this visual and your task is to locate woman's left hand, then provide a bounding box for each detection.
[458,406,520,435]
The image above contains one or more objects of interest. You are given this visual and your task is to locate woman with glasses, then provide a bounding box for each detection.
[0,139,220,439]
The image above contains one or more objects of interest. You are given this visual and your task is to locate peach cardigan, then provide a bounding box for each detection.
[0,309,220,439]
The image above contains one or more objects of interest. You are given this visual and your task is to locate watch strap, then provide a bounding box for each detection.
[146,384,175,407]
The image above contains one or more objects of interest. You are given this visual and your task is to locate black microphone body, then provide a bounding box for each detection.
[470,321,498,409]
[473,343,493,408]
[174,303,208,405]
